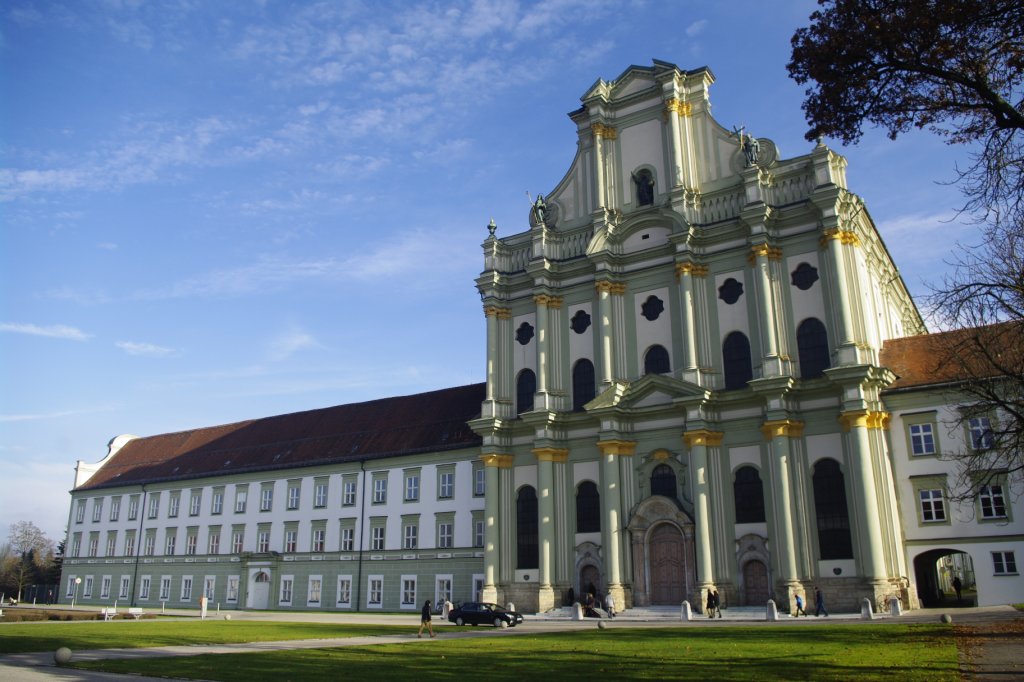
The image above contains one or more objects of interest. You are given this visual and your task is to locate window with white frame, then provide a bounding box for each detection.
[993,551,1018,575]
[165,530,177,555]
[341,526,355,552]
[88,534,98,557]
[284,528,297,553]
[208,528,221,555]
[404,470,420,502]
[124,532,135,557]
[76,499,86,523]
[475,466,485,496]
[92,498,103,522]
[204,576,216,600]
[232,529,244,553]
[128,495,139,520]
[100,576,111,599]
[260,485,273,512]
[969,417,995,450]
[368,576,383,607]
[373,475,387,504]
[168,492,180,518]
[71,534,81,557]
[314,479,328,508]
[149,493,161,519]
[371,525,385,551]
[473,575,484,602]
[65,575,77,597]
[280,576,294,605]
[139,576,151,600]
[190,490,202,516]
[438,469,454,499]
[234,487,248,513]
[143,532,155,556]
[909,422,936,456]
[336,576,352,607]
[110,497,121,521]
[159,576,171,601]
[473,517,485,548]
[226,576,239,602]
[919,489,946,522]
[119,576,130,599]
[287,482,301,510]
[83,576,93,597]
[308,576,322,606]
[436,576,452,606]
[311,526,326,553]
[212,489,224,515]
[105,532,117,556]
[402,576,417,606]
[438,522,453,549]
[980,484,1008,519]
[342,478,357,506]
[185,531,198,555]
[257,528,270,553]
[403,521,418,550]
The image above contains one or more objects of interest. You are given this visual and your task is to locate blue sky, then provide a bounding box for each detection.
[1,0,973,542]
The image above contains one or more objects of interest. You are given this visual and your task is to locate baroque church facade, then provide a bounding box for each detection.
[60,61,1022,615]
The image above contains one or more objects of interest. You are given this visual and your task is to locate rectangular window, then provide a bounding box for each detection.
[181,576,193,601]
[909,423,936,456]
[287,482,300,510]
[71,534,81,557]
[257,529,270,553]
[368,576,383,606]
[144,532,155,556]
[105,532,117,556]
[308,576,322,606]
[438,471,454,499]
[128,495,139,521]
[284,529,297,553]
[920,489,946,522]
[373,476,387,504]
[336,576,352,607]
[474,518,485,548]
[83,576,93,597]
[140,576,151,600]
[473,575,484,603]
[124,532,135,557]
[119,576,130,599]
[204,576,215,600]
[438,522,453,549]
[993,551,1018,575]
[149,493,160,519]
[341,527,355,552]
[65,575,77,598]
[280,576,293,605]
[212,489,224,515]
[185,533,198,556]
[312,528,326,553]
[208,529,221,555]
[88,535,98,557]
[436,576,452,606]
[232,529,244,553]
[168,492,180,518]
[235,487,248,513]
[980,484,1007,519]
[93,498,103,522]
[159,577,171,601]
[76,499,86,523]
[405,470,420,501]
[226,576,239,602]
[260,485,273,512]
[110,497,121,522]
[342,478,357,507]
[314,480,328,508]
[165,531,177,555]
[404,522,418,550]
[189,490,202,516]
[372,525,385,551]
[970,417,994,450]
[475,466,485,496]
[100,576,111,599]
[402,577,417,605]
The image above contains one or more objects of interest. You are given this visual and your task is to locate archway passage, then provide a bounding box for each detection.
[580,565,601,603]
[742,560,769,605]
[914,549,976,607]
[649,523,686,604]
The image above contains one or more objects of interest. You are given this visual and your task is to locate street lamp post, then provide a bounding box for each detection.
[71,577,82,609]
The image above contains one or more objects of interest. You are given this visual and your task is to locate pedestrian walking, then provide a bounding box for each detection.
[952,576,963,602]
[814,587,828,617]
[706,591,715,618]
[794,593,807,616]
[713,590,722,618]
[418,599,436,638]
[604,592,616,619]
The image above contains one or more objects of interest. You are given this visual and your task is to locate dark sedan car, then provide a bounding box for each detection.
[448,602,524,628]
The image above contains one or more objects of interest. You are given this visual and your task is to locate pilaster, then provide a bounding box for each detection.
[683,429,724,589]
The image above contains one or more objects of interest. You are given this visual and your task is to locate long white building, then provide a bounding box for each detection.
[61,60,1022,614]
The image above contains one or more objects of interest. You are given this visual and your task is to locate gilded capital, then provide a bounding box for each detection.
[597,440,637,457]
[532,447,569,463]
[480,453,514,469]
[595,280,627,295]
[683,429,725,447]
[838,410,890,432]
[819,228,861,248]
[483,305,512,319]
[591,122,618,139]
[665,98,692,117]
[761,419,805,440]
[675,262,709,279]
[533,294,564,309]
[748,244,783,263]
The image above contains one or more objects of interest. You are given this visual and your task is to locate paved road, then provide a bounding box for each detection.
[2,605,1020,680]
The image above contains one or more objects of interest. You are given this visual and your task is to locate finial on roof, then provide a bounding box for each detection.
[487,218,497,236]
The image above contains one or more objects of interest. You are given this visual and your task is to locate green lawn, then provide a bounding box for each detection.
[0,620,410,654]
[71,624,960,681]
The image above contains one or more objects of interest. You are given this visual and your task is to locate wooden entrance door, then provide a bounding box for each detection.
[649,523,686,604]
[742,560,769,605]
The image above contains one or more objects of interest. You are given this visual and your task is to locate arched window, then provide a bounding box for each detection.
[733,466,765,523]
[516,486,538,569]
[812,458,853,560]
[633,169,655,205]
[516,369,536,415]
[722,331,753,390]
[572,359,596,412]
[797,318,830,379]
[644,345,671,375]
[650,464,677,499]
[575,481,601,533]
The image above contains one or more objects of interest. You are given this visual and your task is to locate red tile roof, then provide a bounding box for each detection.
[77,383,486,491]
[880,322,1023,391]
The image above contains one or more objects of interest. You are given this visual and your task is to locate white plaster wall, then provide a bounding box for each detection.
[785,252,827,329]
[622,226,671,255]
[573,460,600,485]
[633,286,673,372]
[567,303,594,364]
[715,270,751,344]
[619,119,664,203]
[512,312,538,376]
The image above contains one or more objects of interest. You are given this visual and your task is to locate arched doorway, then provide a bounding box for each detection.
[741,560,769,605]
[649,523,686,604]
[580,565,601,601]
[914,549,976,607]
[250,571,271,610]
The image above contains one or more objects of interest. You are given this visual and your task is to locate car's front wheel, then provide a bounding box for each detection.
[494,617,508,628]
[455,617,465,626]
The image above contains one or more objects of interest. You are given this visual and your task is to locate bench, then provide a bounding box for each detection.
[128,607,145,620]
[100,607,117,621]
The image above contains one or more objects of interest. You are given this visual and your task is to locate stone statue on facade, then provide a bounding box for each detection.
[732,125,760,167]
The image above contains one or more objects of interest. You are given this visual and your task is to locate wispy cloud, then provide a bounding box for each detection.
[267,326,323,361]
[685,19,708,37]
[0,322,91,340]
[115,341,177,357]
[0,407,110,423]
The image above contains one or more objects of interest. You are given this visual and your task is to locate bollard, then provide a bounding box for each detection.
[680,601,693,621]
[889,597,902,617]
[766,599,779,622]
[861,597,874,620]
[572,602,584,621]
